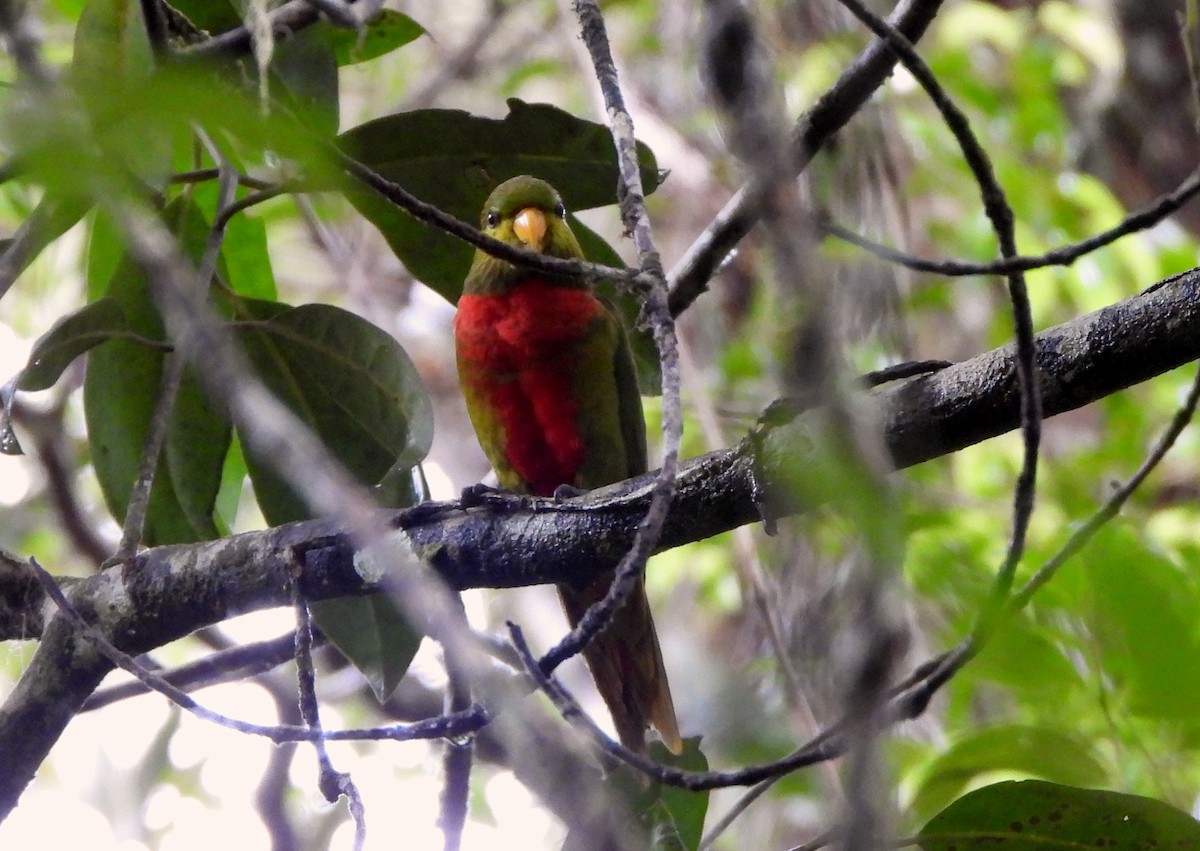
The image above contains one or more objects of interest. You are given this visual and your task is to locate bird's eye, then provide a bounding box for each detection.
[485,210,500,228]
[553,203,566,220]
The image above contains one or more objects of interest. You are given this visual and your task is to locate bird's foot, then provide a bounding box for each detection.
[459,483,548,512]
[459,483,524,510]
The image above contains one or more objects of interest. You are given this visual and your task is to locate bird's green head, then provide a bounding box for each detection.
[464,175,585,295]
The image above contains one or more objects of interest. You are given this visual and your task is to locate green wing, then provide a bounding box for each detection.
[610,304,648,479]
[571,301,647,488]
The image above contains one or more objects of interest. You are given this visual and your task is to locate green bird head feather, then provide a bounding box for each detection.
[464,176,586,296]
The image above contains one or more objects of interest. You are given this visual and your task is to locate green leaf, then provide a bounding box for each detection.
[586,738,710,851]
[310,595,423,702]
[17,297,132,392]
[220,211,277,300]
[2,196,94,293]
[235,303,433,525]
[272,28,340,138]
[72,0,155,101]
[918,780,1200,851]
[70,0,178,185]
[213,432,248,535]
[906,725,1108,826]
[337,99,661,301]
[191,183,278,300]
[970,618,1080,697]
[84,199,231,545]
[160,0,241,33]
[232,305,432,699]
[14,64,332,204]
[314,11,426,66]
[87,209,125,301]
[1083,524,1200,719]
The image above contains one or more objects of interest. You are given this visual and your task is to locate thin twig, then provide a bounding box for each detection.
[0,0,53,87]
[293,571,367,848]
[176,0,344,61]
[106,351,187,562]
[82,631,310,711]
[337,149,642,288]
[666,0,947,316]
[28,554,486,743]
[169,168,275,191]
[513,621,847,790]
[213,183,296,231]
[438,600,474,851]
[832,0,1041,601]
[820,165,1200,277]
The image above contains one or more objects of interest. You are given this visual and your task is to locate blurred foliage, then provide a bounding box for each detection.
[1,0,1200,850]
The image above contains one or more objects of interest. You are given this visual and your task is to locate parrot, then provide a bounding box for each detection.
[453,174,682,755]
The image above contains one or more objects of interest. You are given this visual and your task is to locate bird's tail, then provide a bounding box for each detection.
[558,573,682,755]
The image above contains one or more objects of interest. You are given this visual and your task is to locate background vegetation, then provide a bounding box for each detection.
[3,0,1200,849]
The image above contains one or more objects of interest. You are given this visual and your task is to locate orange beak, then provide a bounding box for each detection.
[512,207,548,251]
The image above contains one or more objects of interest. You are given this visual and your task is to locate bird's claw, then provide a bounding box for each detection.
[460,483,505,508]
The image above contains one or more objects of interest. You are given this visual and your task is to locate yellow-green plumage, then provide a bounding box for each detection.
[453,175,680,754]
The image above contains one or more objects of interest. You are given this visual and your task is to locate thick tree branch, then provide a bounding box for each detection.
[2,267,1200,815]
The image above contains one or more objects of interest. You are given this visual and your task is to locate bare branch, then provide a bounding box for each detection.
[821,164,1200,277]
[338,150,642,288]
[176,0,362,61]
[667,0,948,316]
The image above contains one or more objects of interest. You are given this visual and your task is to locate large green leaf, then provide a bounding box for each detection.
[234,303,433,698]
[72,0,155,102]
[918,780,1200,851]
[17,298,131,393]
[309,595,423,702]
[271,27,340,138]
[337,99,662,300]
[313,10,426,66]
[1,296,134,456]
[1083,525,1200,719]
[234,303,433,525]
[84,200,231,546]
[906,725,1108,826]
[71,0,180,185]
[87,209,125,301]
